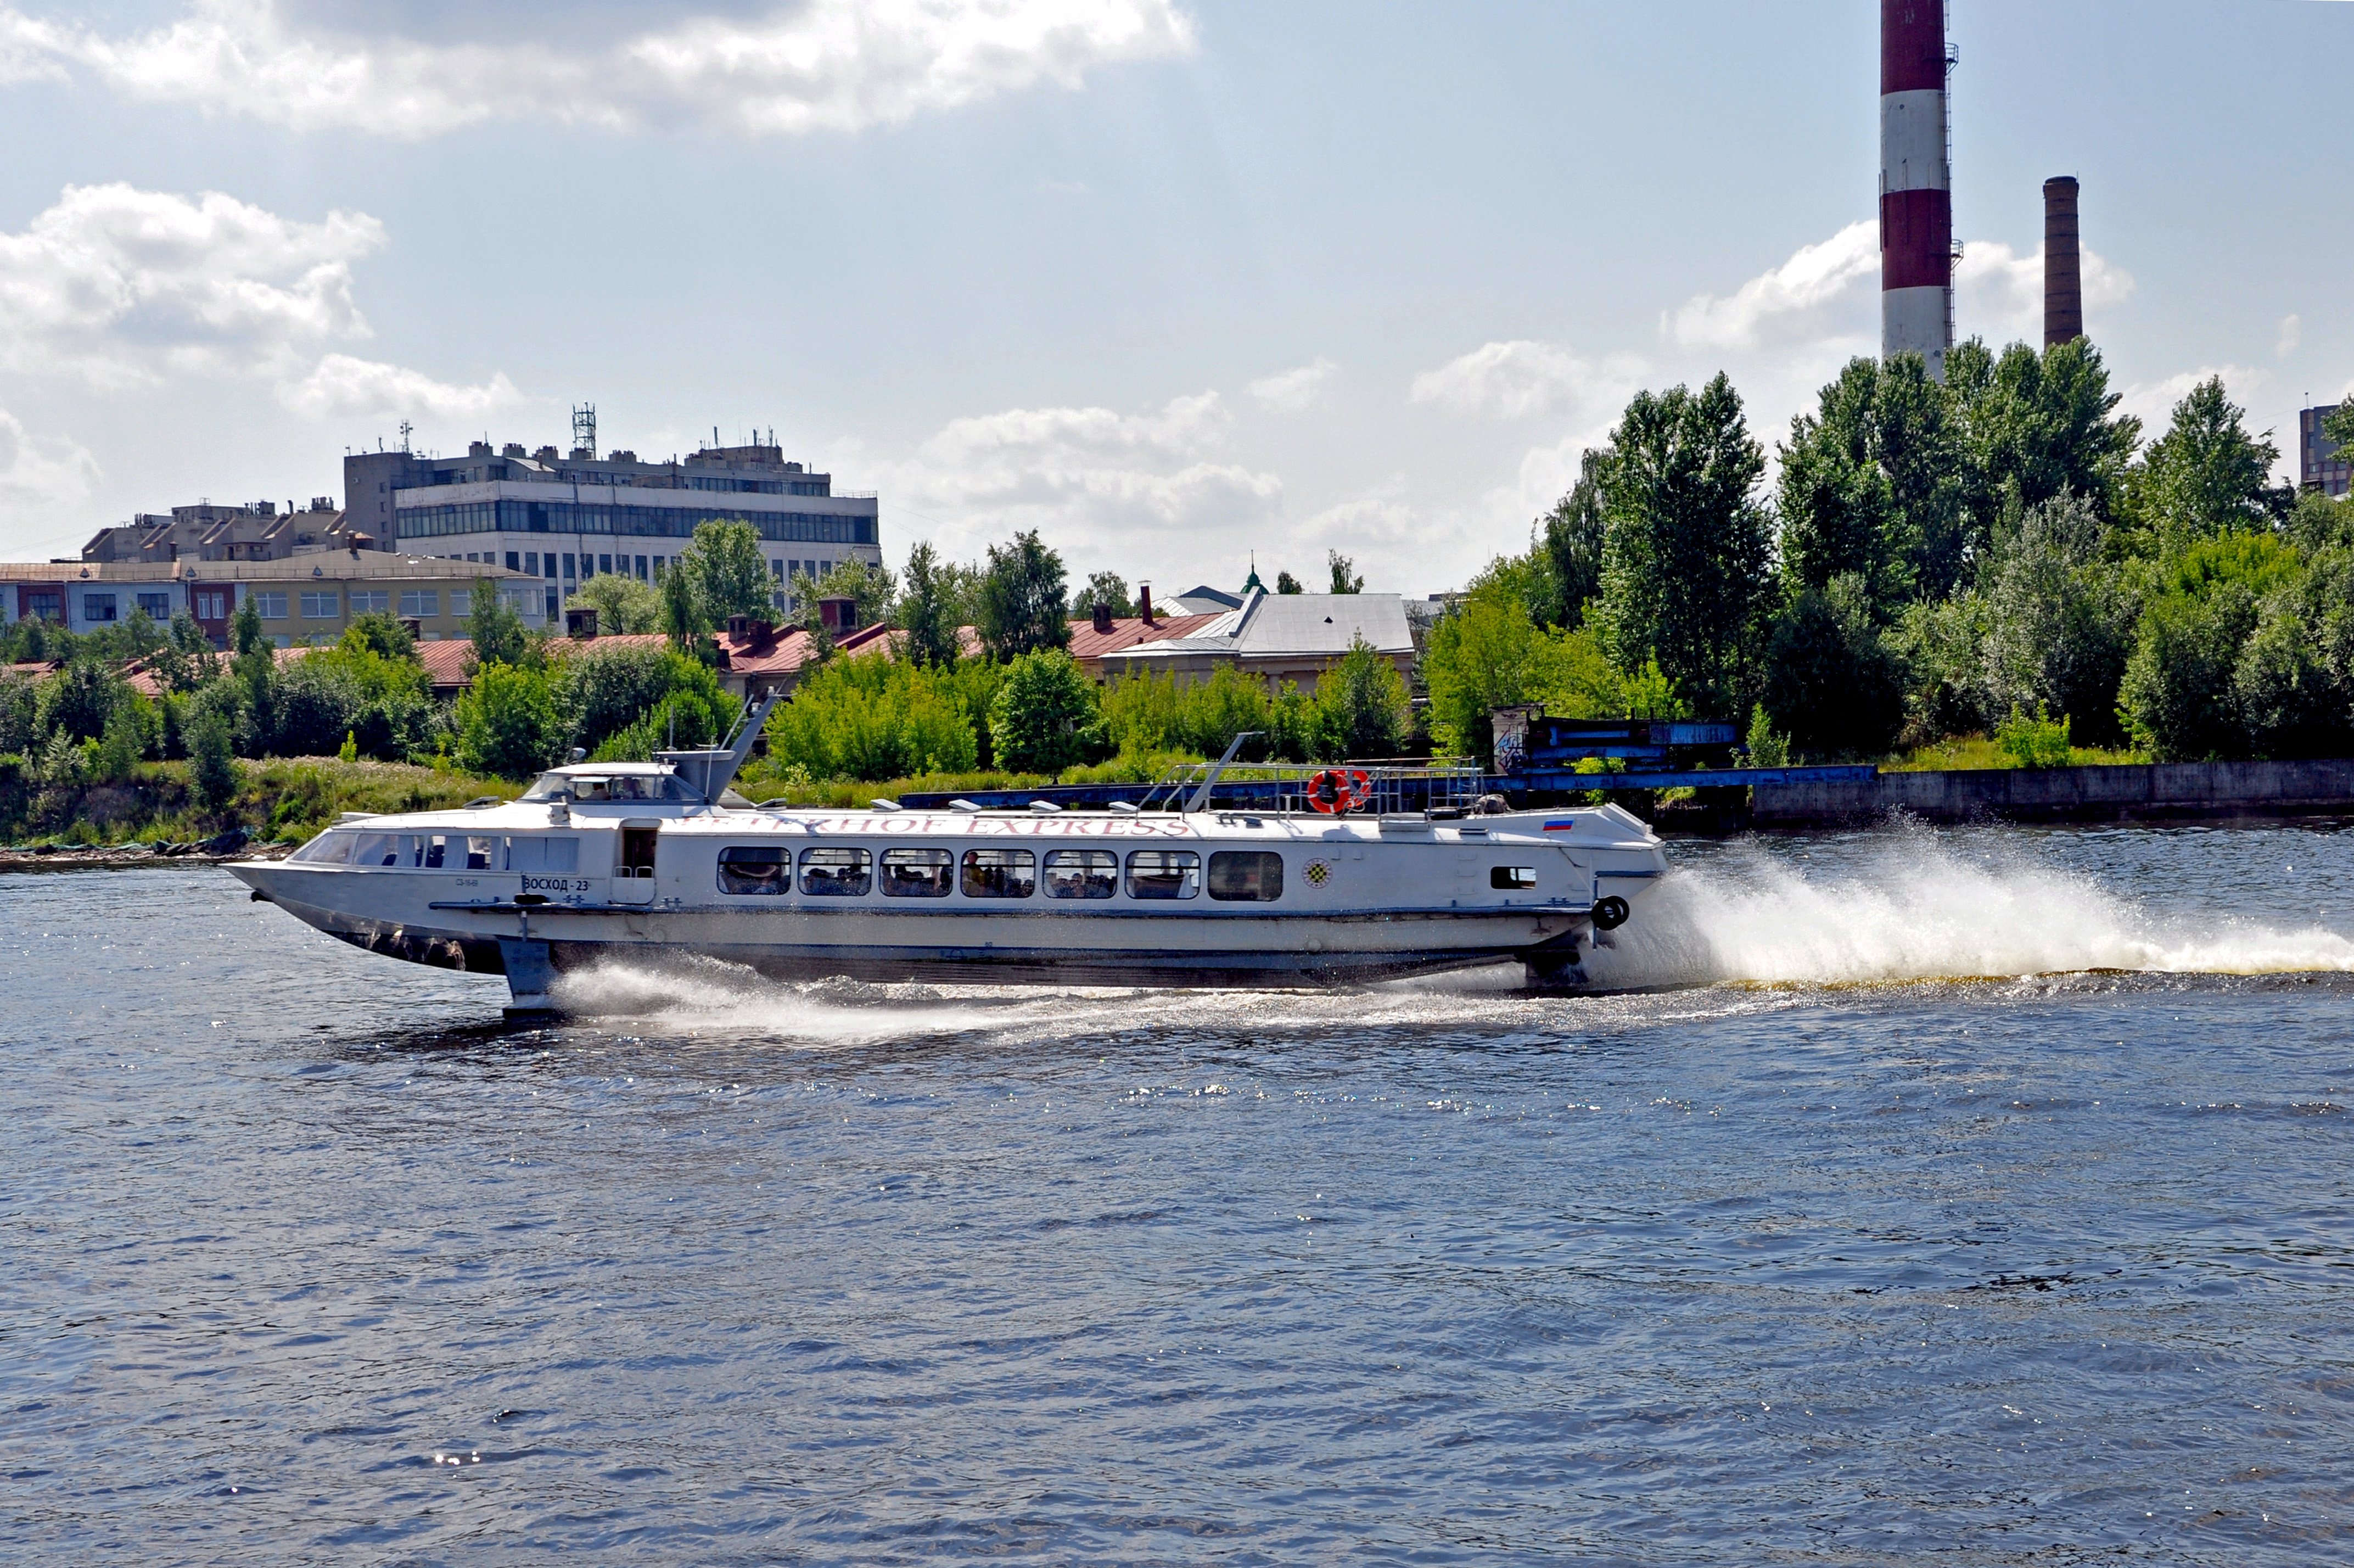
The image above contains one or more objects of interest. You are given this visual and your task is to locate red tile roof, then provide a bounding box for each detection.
[1065,611,1220,667]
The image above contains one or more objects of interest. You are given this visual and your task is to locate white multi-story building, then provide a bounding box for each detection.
[345,435,882,619]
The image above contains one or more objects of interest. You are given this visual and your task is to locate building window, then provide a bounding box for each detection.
[194,591,227,619]
[524,552,539,576]
[598,553,612,575]
[506,551,520,572]
[300,591,339,618]
[635,555,649,580]
[451,590,471,617]
[82,592,117,623]
[253,592,288,619]
[561,553,576,579]
[399,590,439,617]
[349,590,390,614]
[137,593,171,619]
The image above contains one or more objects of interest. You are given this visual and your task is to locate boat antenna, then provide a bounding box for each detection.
[1187,731,1260,814]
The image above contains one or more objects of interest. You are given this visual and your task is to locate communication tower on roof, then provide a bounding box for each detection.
[571,403,597,461]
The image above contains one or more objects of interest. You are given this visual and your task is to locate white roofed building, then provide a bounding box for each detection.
[1095,588,1414,689]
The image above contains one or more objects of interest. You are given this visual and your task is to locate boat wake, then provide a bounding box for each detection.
[1578,831,2354,990]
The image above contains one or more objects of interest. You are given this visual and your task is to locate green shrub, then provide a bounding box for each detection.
[763,653,984,781]
[989,648,1097,773]
[190,709,240,813]
[1761,575,1905,760]
[455,662,563,779]
[1994,703,2072,768]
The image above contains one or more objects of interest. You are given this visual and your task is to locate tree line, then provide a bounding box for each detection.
[1420,339,2354,764]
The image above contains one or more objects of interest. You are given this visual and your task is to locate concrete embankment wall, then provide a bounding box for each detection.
[1751,759,2354,827]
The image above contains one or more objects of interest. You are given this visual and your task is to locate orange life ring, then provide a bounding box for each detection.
[1305,769,1352,814]
[1305,768,1372,814]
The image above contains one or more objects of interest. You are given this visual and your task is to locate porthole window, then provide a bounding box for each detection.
[1043,849,1118,900]
[881,847,954,897]
[1125,849,1199,900]
[1208,850,1284,902]
[1490,866,1537,890]
[961,848,1036,898]
[719,846,789,894]
[799,847,872,896]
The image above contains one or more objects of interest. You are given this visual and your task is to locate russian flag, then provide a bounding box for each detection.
[1543,820,1576,832]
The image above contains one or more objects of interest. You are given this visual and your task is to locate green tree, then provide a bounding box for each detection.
[1590,372,1773,717]
[1312,638,1413,760]
[554,641,732,758]
[896,542,967,669]
[189,708,241,815]
[1327,550,1364,595]
[763,653,982,780]
[2120,376,2282,549]
[1070,570,1135,619]
[2323,402,2354,456]
[1947,336,2142,531]
[573,571,663,635]
[1421,581,1627,759]
[2120,534,2302,759]
[1274,570,1304,595]
[1976,494,2136,746]
[455,662,564,778]
[1759,575,1906,760]
[1533,449,1609,628]
[468,576,531,668]
[988,647,1097,772]
[659,557,708,647]
[229,593,266,655]
[343,609,417,660]
[977,530,1069,661]
[674,518,774,624]
[33,658,127,744]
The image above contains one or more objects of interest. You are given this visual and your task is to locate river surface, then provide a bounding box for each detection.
[6,821,2354,1565]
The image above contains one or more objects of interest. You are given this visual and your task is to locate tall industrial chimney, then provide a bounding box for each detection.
[1881,1,1953,380]
[2043,176,2083,348]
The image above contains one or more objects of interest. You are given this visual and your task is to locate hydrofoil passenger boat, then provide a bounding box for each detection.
[227,705,1668,1015]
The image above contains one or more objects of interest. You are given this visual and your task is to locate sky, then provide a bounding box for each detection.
[0,0,2347,597]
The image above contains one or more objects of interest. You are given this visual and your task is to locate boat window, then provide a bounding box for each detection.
[351,832,403,867]
[1208,850,1284,902]
[799,847,872,896]
[881,848,954,898]
[565,774,681,803]
[466,836,497,871]
[1125,849,1198,900]
[517,771,569,802]
[421,834,450,869]
[961,848,1036,899]
[1490,866,1537,890]
[290,830,351,864]
[508,836,580,874]
[1044,849,1117,900]
[719,846,789,894]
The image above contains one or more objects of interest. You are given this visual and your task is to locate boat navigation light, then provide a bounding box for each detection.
[569,747,587,763]
[870,798,903,811]
[949,799,983,814]
[1029,800,1064,814]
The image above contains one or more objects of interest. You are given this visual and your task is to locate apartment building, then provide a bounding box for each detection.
[2,554,543,647]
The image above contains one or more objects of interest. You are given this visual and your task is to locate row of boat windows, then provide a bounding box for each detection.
[294,833,580,871]
[721,847,1285,903]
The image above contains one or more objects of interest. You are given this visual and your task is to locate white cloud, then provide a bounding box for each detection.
[1955,238,2133,338]
[1247,356,1337,412]
[0,182,518,420]
[0,182,378,388]
[0,404,98,516]
[2278,314,2301,359]
[0,0,1195,139]
[279,354,520,419]
[885,389,1281,563]
[1662,221,1878,351]
[1409,340,1643,420]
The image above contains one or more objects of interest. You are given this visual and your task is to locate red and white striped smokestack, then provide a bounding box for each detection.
[1881,0,1953,380]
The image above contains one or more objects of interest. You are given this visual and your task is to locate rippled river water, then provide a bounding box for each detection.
[7,821,2354,1564]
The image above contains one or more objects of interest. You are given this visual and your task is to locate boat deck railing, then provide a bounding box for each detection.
[1132,759,1492,817]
